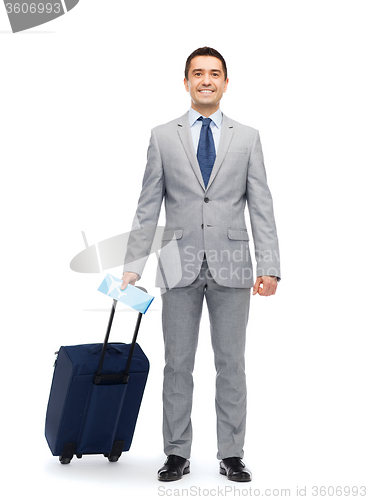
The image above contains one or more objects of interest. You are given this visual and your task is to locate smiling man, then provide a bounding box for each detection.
[184,55,228,112]
[121,47,281,482]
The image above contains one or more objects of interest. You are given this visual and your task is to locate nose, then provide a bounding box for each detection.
[202,73,211,85]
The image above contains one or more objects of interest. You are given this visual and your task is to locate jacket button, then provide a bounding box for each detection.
[201,223,204,229]
[204,197,210,203]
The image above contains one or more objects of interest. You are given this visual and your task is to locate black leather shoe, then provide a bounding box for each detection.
[219,457,252,482]
[157,455,190,481]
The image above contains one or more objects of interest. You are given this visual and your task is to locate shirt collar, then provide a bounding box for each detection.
[189,107,223,128]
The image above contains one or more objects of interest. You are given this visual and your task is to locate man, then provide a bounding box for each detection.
[121,47,280,482]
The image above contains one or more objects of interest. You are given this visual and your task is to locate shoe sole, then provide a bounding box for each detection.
[158,466,190,482]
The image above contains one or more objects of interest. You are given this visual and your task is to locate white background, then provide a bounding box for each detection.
[1,1,367,498]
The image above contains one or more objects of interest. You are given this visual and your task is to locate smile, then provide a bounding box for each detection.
[199,89,214,93]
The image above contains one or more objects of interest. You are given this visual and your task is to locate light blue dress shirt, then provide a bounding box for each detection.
[188,107,222,154]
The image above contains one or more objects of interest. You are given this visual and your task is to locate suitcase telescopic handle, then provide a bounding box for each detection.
[94,286,147,385]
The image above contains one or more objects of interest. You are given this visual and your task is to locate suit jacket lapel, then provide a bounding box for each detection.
[206,114,234,191]
[177,112,234,192]
[177,112,206,191]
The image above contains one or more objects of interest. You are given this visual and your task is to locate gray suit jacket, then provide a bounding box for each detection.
[123,111,280,289]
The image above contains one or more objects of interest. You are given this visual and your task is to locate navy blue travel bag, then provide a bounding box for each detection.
[45,294,149,464]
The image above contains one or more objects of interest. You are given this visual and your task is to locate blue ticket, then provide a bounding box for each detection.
[97,274,154,314]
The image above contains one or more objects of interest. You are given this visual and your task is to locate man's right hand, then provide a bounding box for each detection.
[120,271,139,290]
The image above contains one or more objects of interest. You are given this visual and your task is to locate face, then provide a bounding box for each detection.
[184,55,229,116]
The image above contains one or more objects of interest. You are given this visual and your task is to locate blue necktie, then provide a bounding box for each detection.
[197,117,216,188]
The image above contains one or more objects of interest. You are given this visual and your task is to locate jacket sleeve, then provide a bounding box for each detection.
[122,129,165,279]
[246,130,281,280]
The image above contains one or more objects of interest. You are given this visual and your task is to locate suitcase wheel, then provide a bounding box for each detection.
[76,454,82,459]
[106,440,125,462]
[59,443,76,464]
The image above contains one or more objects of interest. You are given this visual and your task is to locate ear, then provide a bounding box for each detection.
[184,77,189,93]
[223,78,229,93]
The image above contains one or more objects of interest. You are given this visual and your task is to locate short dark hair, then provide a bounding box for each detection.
[185,47,228,81]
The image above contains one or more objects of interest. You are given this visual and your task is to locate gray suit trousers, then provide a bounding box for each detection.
[161,256,251,460]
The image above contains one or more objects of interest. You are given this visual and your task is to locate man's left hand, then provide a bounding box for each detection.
[252,276,278,296]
